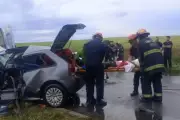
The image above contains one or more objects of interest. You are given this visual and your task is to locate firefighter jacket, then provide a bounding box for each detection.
[138,37,165,75]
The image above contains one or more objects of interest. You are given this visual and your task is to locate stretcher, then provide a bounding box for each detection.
[76,60,140,73]
[76,67,140,73]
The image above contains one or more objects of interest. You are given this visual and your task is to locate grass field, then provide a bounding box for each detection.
[16,36,180,64]
[16,36,180,50]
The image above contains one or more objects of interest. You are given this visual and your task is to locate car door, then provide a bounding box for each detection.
[23,53,56,72]
[22,53,56,93]
[0,59,4,86]
[0,26,15,49]
[22,54,41,72]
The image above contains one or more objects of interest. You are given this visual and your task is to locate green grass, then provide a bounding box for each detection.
[16,36,180,71]
[16,36,180,51]
[1,106,90,120]
[16,36,180,59]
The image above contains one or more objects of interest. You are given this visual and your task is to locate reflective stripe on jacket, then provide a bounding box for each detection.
[138,37,165,73]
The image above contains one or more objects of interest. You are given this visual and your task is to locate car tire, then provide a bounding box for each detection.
[43,84,67,108]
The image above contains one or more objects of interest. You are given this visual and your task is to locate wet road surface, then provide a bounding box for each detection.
[70,72,180,120]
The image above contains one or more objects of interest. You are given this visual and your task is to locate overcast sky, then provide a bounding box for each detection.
[0,0,180,43]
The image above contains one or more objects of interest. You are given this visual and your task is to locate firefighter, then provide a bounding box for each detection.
[104,40,113,62]
[83,33,107,107]
[163,36,173,71]
[128,34,141,96]
[110,41,116,61]
[136,29,165,103]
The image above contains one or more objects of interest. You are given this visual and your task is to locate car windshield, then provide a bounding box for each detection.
[0,53,12,66]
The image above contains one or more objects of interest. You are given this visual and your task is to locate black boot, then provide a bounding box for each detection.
[130,91,139,97]
[139,96,152,103]
[153,96,162,103]
[82,98,96,107]
[96,99,107,107]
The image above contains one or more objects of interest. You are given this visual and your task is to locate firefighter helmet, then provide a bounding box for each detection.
[137,29,150,36]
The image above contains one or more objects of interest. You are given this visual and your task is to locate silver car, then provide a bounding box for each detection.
[0,24,86,107]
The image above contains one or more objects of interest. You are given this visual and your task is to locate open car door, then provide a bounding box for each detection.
[50,23,86,75]
[0,26,15,50]
[50,23,86,52]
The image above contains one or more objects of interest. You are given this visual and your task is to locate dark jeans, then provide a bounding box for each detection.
[164,55,172,69]
[133,71,142,93]
[85,65,104,103]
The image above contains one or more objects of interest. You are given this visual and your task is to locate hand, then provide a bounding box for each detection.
[130,61,139,68]
[128,56,132,61]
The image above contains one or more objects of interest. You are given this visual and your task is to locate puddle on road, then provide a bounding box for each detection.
[172,80,180,84]
[66,91,180,120]
[66,97,166,120]
[68,73,180,120]
[68,102,165,120]
[105,81,117,85]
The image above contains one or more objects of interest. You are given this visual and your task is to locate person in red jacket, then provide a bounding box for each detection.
[128,34,142,96]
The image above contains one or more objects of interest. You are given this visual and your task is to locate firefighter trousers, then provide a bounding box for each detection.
[85,65,104,103]
[141,72,162,100]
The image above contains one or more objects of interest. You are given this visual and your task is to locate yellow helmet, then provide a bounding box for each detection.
[137,29,150,36]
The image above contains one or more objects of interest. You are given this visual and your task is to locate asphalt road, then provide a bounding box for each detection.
[72,72,180,120]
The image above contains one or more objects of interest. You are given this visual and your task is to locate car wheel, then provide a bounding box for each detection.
[66,93,80,107]
[43,84,67,108]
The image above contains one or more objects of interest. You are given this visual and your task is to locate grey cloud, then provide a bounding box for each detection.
[0,0,90,42]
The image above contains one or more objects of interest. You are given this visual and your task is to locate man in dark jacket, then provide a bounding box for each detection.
[116,43,124,61]
[109,41,116,61]
[137,29,165,103]
[163,36,173,71]
[83,33,107,107]
[104,42,113,62]
[128,34,141,96]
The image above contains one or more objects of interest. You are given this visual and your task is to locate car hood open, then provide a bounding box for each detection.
[50,23,86,52]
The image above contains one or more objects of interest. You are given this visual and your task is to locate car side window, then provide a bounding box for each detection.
[23,53,55,72]
[12,53,24,65]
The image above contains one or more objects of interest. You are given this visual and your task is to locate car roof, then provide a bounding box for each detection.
[23,45,50,56]
[6,46,29,54]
